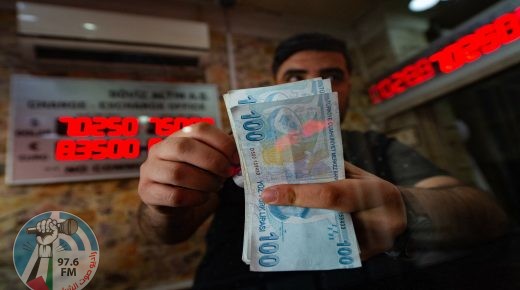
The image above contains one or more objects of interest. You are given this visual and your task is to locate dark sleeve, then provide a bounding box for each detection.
[382,133,448,186]
[342,130,447,186]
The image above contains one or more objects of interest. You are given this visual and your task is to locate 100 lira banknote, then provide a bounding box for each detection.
[224,78,332,263]
[227,83,361,271]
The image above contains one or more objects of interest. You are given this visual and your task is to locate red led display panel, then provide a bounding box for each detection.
[55,116,215,161]
[369,7,520,104]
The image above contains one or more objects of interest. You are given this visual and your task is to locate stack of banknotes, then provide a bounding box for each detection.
[224,78,361,271]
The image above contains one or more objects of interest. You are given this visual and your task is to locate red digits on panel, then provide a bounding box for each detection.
[416,58,436,83]
[55,140,76,161]
[495,13,520,44]
[369,57,436,104]
[389,71,406,95]
[59,116,89,137]
[457,34,482,63]
[91,117,107,137]
[123,117,139,137]
[150,117,177,136]
[402,58,434,87]
[122,139,140,159]
[430,44,465,74]
[90,139,106,160]
[74,140,92,160]
[377,79,394,100]
[150,117,215,136]
[58,116,138,137]
[401,64,419,87]
[55,139,141,161]
[162,117,180,136]
[104,117,138,137]
[476,24,501,54]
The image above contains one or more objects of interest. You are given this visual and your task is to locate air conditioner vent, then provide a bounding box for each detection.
[34,46,200,66]
[17,2,210,66]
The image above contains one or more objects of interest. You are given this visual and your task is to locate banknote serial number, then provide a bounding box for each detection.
[258,232,280,267]
[250,148,261,176]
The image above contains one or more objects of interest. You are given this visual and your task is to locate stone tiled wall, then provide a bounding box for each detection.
[205,32,278,131]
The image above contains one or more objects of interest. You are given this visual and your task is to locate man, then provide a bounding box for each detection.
[138,33,508,289]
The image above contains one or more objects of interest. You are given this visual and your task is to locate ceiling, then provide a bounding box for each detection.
[235,0,376,28]
[3,0,502,40]
[4,0,384,28]
[236,0,501,29]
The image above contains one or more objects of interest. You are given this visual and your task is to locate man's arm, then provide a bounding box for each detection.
[260,162,509,260]
[401,175,508,250]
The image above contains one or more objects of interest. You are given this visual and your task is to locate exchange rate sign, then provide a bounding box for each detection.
[7,75,220,184]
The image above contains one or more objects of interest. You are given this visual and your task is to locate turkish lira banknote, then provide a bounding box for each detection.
[224,78,331,263]
[225,79,361,271]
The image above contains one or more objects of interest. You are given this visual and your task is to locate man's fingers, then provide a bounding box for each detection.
[140,159,224,193]
[262,179,396,212]
[152,136,235,178]
[139,123,235,211]
[139,181,211,208]
[166,123,239,166]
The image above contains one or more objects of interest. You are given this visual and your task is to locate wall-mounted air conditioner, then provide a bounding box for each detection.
[16,1,210,66]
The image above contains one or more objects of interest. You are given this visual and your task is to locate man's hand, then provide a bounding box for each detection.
[137,123,240,242]
[139,123,239,210]
[261,161,407,260]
